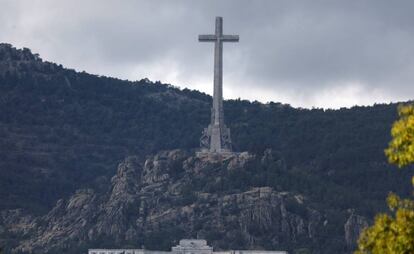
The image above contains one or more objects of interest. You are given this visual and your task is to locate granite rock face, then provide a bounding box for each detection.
[344,213,369,250]
[2,150,362,253]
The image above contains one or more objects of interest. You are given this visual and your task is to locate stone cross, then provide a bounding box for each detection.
[199,17,239,153]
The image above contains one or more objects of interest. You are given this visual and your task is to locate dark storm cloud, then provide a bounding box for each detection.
[1,0,414,108]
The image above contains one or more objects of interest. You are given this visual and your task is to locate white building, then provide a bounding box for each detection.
[88,239,287,254]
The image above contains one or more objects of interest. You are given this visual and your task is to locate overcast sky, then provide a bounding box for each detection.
[1,0,414,108]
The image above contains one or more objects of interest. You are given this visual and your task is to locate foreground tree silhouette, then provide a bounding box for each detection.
[355,104,414,254]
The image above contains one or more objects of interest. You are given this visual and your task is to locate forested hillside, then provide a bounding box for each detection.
[0,44,412,253]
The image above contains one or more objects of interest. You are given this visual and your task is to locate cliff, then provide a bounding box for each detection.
[3,150,366,254]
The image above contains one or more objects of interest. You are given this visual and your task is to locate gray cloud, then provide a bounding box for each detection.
[1,0,414,108]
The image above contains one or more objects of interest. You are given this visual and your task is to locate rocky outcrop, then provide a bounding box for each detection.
[3,150,323,253]
[344,212,369,250]
[1,149,363,253]
[15,189,99,253]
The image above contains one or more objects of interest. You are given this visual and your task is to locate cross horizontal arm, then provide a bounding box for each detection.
[199,35,217,42]
[221,35,239,42]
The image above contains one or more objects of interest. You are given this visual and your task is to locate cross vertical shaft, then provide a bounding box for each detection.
[198,17,239,153]
[213,17,223,126]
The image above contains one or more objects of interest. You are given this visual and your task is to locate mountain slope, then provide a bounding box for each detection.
[3,150,353,253]
[2,149,404,254]
[0,43,211,214]
[0,44,412,253]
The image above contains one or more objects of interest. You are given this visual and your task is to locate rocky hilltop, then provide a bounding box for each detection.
[3,150,366,254]
[0,44,411,254]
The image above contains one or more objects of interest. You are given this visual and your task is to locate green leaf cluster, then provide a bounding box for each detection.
[385,104,414,168]
[355,193,414,254]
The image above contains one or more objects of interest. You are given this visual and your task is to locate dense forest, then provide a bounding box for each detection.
[0,44,412,253]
